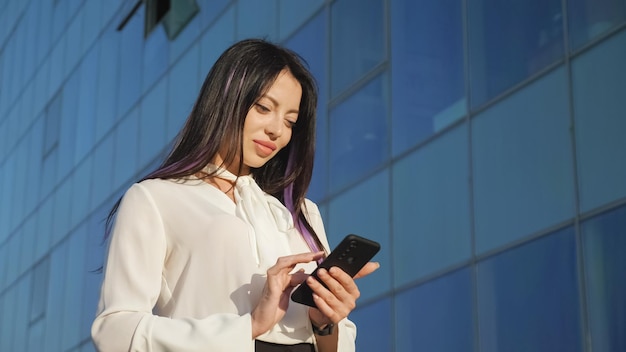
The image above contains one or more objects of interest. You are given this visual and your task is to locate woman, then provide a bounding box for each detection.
[91,39,378,351]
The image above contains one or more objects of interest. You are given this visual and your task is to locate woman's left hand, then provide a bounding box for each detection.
[307,262,380,326]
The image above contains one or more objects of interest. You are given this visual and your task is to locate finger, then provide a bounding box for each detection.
[354,262,380,279]
[325,267,359,298]
[268,252,325,274]
[307,273,356,314]
[289,269,308,287]
[316,268,354,299]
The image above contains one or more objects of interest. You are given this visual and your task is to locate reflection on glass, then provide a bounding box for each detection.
[568,0,626,50]
[392,124,470,287]
[468,0,564,108]
[351,299,392,352]
[330,0,385,97]
[329,74,388,191]
[571,29,626,213]
[582,205,626,352]
[391,0,465,154]
[472,67,574,254]
[396,268,473,351]
[477,227,582,352]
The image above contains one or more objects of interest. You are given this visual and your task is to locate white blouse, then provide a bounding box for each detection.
[91,177,357,351]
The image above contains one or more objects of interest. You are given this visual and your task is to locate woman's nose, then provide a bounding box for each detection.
[264,115,283,138]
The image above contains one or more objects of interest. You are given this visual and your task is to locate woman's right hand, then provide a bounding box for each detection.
[251,251,325,338]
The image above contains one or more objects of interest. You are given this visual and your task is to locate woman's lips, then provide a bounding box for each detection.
[253,140,277,157]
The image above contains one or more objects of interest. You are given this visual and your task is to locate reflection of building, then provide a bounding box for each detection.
[0,0,624,351]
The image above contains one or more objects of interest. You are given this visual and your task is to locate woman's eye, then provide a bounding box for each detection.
[285,120,297,128]
[256,103,270,112]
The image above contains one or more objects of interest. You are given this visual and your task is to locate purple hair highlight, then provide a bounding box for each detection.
[284,148,321,258]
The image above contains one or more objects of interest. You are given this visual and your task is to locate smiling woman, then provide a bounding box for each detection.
[91,39,378,352]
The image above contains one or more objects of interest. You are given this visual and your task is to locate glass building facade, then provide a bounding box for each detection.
[1,0,625,351]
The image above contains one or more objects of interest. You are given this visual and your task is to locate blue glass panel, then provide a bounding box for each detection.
[90,135,115,209]
[278,0,324,40]
[142,25,170,92]
[59,72,79,178]
[113,108,140,190]
[169,4,201,64]
[391,0,466,155]
[117,6,144,117]
[61,230,88,350]
[70,157,93,228]
[568,0,626,50]
[199,6,235,78]
[82,0,103,55]
[22,2,38,83]
[44,242,68,352]
[351,298,392,352]
[396,268,473,352]
[0,287,17,351]
[167,43,200,143]
[328,171,392,300]
[572,29,626,213]
[285,12,328,202]
[75,46,99,163]
[27,319,45,351]
[329,74,388,191]
[95,24,120,143]
[35,198,54,260]
[64,8,83,78]
[468,0,564,108]
[35,1,53,68]
[236,0,278,40]
[29,253,49,321]
[13,278,30,352]
[139,77,168,168]
[582,205,626,352]
[472,67,575,254]
[330,0,385,97]
[81,207,108,338]
[52,180,72,245]
[477,228,582,352]
[48,33,66,97]
[197,0,230,31]
[392,123,470,286]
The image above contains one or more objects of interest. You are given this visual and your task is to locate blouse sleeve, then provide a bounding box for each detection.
[303,199,358,352]
[91,183,254,352]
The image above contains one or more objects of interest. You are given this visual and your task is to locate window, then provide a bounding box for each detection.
[42,91,62,159]
[150,0,199,40]
[468,0,564,108]
[396,268,474,352]
[391,0,466,154]
[329,74,389,191]
[582,205,626,352]
[472,67,574,254]
[392,123,470,286]
[567,0,626,50]
[119,0,199,40]
[330,0,385,97]
[30,258,50,324]
[477,228,582,352]
[572,29,626,213]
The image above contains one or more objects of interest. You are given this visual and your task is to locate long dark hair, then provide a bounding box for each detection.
[104,39,324,253]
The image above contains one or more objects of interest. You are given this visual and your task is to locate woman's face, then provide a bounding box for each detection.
[223,69,302,175]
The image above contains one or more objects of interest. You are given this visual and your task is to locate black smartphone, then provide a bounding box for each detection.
[291,234,381,308]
